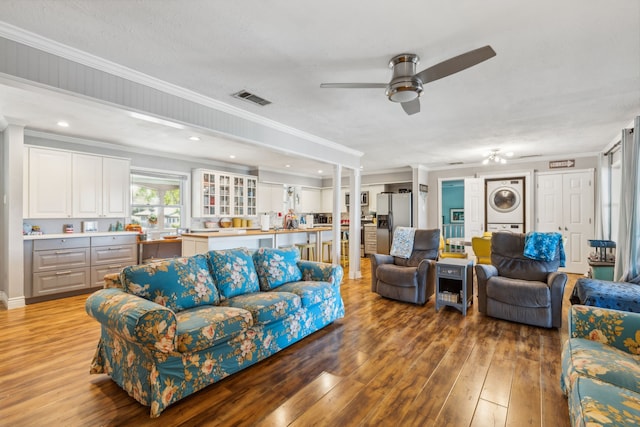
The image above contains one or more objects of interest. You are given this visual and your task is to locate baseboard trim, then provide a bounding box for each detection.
[0,292,26,309]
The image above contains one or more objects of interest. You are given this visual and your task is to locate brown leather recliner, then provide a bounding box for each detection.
[475,232,568,328]
[370,229,440,305]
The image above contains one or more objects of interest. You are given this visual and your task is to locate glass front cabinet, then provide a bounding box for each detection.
[192,169,258,218]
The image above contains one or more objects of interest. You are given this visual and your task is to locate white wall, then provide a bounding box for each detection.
[426,156,599,230]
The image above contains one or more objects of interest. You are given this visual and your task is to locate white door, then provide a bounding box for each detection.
[464,177,485,238]
[562,171,594,274]
[535,174,563,233]
[535,171,594,274]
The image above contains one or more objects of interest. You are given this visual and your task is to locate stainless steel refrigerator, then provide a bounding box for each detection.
[376,193,413,254]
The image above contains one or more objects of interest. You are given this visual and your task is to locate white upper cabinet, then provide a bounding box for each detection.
[26,147,130,219]
[192,169,259,218]
[102,157,131,217]
[299,187,322,213]
[73,153,102,218]
[28,147,73,218]
[321,188,333,213]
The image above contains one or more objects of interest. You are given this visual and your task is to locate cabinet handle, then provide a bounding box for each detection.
[108,265,122,269]
[55,271,72,275]
[55,251,71,255]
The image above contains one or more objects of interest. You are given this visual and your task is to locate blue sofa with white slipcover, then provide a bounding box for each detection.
[85,247,344,417]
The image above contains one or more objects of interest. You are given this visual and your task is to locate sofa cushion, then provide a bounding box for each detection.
[562,337,640,395]
[376,264,418,288]
[121,255,220,312]
[486,276,550,308]
[253,247,302,290]
[208,248,260,299]
[273,281,335,308]
[220,292,301,325]
[569,376,640,427]
[175,305,253,353]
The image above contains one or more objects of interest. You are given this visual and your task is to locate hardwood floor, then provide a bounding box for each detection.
[0,258,576,426]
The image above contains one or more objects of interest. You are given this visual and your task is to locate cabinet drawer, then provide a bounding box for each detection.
[91,265,126,288]
[91,244,137,266]
[437,265,464,279]
[34,237,90,251]
[91,235,138,247]
[33,268,90,296]
[33,247,90,272]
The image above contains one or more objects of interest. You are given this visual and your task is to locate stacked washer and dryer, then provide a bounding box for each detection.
[485,177,525,233]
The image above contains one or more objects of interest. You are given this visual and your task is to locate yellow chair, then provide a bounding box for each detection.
[439,235,468,259]
[471,236,492,264]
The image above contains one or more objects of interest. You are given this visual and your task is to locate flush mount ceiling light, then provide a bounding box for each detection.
[482,149,510,165]
[57,121,69,127]
[129,112,185,129]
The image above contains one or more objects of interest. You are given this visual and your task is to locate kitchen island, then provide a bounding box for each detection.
[181,227,334,261]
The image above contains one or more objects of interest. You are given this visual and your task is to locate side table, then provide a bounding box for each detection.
[435,258,474,315]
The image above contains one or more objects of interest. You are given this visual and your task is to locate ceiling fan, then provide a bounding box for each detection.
[320,45,496,115]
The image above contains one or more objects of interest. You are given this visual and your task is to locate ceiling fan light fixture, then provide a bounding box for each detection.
[483,149,508,165]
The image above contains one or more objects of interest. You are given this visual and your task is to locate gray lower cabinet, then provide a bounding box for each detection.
[28,234,137,301]
[32,237,91,297]
[90,235,137,287]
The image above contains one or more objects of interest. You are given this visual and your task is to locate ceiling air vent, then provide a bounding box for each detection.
[518,154,542,159]
[232,90,271,106]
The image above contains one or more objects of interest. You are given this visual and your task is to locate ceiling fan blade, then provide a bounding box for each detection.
[414,45,496,85]
[320,83,387,89]
[401,98,420,115]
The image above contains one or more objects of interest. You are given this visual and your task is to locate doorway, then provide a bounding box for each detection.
[440,179,465,249]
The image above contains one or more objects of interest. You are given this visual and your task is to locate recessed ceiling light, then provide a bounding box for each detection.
[318,169,323,174]
[189,136,200,141]
[506,152,514,157]
[285,164,291,168]
[57,121,69,127]
[229,155,236,159]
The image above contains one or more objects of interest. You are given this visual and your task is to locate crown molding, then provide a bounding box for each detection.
[0,22,363,159]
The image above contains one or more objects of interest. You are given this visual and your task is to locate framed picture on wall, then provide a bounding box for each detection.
[450,208,464,223]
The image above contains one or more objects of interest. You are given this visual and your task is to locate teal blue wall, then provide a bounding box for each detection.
[442,180,464,224]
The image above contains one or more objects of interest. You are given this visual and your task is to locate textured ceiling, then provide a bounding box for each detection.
[1,0,639,176]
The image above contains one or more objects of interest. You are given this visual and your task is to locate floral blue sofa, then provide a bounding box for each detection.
[561,305,640,426]
[85,247,344,417]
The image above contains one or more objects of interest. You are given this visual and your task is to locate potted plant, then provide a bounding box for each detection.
[148,214,158,225]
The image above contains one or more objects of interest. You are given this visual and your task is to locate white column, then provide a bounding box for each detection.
[331,164,342,266]
[1,122,26,308]
[348,169,361,279]
[412,165,429,228]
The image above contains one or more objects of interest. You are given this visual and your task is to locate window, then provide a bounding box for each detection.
[130,170,186,232]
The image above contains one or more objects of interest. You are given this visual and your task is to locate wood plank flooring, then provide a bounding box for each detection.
[0,258,575,426]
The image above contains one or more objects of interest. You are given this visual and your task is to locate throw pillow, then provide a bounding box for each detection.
[208,248,260,299]
[122,254,220,312]
[253,247,302,291]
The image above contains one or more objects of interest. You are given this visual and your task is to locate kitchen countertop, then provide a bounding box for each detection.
[182,226,333,239]
[23,231,139,240]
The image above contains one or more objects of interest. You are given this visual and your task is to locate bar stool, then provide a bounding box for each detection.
[340,239,349,266]
[321,240,333,263]
[295,242,316,261]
